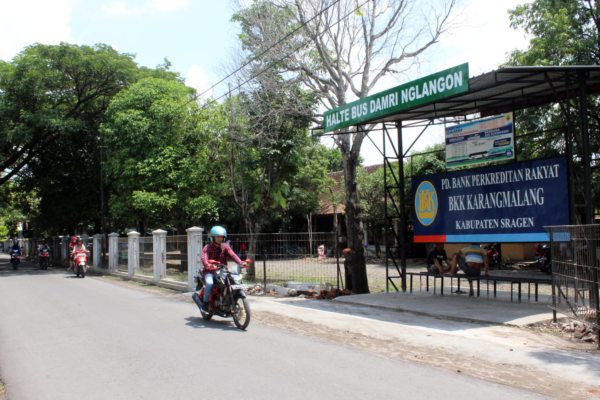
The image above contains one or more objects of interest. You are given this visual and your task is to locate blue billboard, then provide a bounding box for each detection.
[412,157,569,243]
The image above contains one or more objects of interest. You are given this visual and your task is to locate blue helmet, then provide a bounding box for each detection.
[209,225,227,240]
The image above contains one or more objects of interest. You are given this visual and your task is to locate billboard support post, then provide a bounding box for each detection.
[396,121,407,292]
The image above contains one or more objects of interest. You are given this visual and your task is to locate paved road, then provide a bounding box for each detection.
[0,255,543,400]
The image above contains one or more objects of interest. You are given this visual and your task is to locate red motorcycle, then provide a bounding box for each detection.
[39,249,51,270]
[192,260,252,330]
[73,249,89,278]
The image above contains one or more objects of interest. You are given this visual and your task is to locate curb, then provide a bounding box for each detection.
[333,297,520,326]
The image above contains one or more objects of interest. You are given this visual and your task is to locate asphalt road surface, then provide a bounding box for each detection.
[0,255,543,400]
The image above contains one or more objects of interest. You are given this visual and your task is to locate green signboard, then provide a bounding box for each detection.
[322,63,469,132]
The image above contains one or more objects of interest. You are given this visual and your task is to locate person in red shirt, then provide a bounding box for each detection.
[200,226,247,311]
[68,235,78,271]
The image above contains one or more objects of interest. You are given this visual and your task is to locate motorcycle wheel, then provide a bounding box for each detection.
[81,267,86,278]
[232,297,251,330]
[76,265,81,277]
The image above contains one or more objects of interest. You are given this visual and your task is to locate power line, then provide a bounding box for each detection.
[198,0,344,99]
[208,0,370,104]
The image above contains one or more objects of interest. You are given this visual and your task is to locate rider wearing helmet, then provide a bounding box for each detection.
[200,226,247,311]
[38,239,51,265]
[10,241,21,255]
[71,237,86,255]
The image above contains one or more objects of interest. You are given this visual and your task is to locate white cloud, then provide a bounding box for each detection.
[0,0,75,61]
[185,64,212,99]
[102,0,189,17]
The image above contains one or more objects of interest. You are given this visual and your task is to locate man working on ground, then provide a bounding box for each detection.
[449,243,489,296]
[426,243,451,274]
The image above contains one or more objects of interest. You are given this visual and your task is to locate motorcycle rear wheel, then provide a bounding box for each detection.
[232,297,251,330]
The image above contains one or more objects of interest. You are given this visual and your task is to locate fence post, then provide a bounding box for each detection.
[186,227,204,290]
[262,247,267,290]
[93,234,102,270]
[128,231,140,278]
[108,232,119,272]
[153,229,167,282]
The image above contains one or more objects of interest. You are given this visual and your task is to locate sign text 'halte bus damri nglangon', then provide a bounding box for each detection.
[322,63,469,132]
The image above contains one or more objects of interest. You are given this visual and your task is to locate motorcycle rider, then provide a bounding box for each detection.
[200,226,247,312]
[10,241,21,269]
[38,239,51,267]
[71,237,87,256]
[71,237,88,271]
[10,242,21,256]
[68,235,78,271]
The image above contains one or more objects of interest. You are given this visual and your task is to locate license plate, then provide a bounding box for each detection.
[230,284,245,290]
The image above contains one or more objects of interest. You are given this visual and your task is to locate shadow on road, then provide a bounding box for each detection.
[184,316,243,332]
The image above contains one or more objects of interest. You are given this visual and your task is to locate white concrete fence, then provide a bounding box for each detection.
[100,227,204,290]
[6,227,204,291]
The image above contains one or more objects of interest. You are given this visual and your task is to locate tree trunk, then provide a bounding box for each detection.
[343,152,369,294]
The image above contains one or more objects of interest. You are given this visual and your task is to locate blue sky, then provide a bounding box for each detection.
[0,0,241,99]
[0,0,533,164]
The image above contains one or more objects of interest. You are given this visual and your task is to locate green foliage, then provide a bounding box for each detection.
[506,0,600,216]
[222,70,326,232]
[408,143,446,177]
[102,77,223,230]
[0,182,27,238]
[0,224,8,242]
[508,0,599,65]
[358,166,385,233]
[0,43,145,233]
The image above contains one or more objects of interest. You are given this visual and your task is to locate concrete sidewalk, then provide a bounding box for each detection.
[333,290,558,327]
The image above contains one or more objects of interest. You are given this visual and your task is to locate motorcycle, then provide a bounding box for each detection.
[535,243,551,274]
[73,249,89,278]
[484,244,507,269]
[10,249,20,270]
[39,249,51,270]
[192,260,252,330]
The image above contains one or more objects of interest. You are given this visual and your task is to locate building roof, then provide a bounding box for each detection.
[368,65,600,123]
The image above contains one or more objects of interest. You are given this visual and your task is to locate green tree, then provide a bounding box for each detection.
[233,0,457,293]
[224,76,317,230]
[0,182,26,239]
[102,78,222,232]
[357,166,385,258]
[507,0,600,222]
[0,43,150,233]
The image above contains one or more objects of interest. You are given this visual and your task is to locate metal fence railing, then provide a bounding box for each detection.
[547,225,600,330]
[3,231,342,290]
[138,236,153,277]
[165,235,187,282]
[223,232,341,288]
[117,237,128,273]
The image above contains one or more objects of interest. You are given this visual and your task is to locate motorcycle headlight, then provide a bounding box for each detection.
[233,274,242,284]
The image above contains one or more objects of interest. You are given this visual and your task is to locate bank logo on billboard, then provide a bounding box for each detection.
[415,180,438,226]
